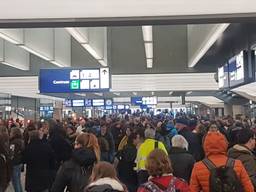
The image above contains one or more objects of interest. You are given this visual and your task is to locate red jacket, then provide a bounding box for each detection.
[138,175,190,192]
[190,132,254,192]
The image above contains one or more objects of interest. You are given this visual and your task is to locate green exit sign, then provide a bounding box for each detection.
[70,80,80,90]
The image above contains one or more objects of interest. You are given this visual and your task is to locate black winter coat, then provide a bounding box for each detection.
[23,139,56,192]
[178,128,203,161]
[169,147,195,182]
[48,134,72,169]
[51,148,97,192]
[10,137,24,165]
[116,144,138,192]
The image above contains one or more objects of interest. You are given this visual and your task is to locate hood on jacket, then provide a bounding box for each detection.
[203,132,228,157]
[72,148,96,168]
[228,144,252,159]
[87,178,124,192]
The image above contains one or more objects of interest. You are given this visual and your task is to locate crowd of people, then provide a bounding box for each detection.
[0,113,256,192]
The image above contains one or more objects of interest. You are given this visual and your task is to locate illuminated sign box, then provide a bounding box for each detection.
[39,68,110,93]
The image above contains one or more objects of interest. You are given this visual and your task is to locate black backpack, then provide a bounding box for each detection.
[202,158,244,192]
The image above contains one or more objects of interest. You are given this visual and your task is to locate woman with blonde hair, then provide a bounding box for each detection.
[52,133,100,192]
[85,162,127,192]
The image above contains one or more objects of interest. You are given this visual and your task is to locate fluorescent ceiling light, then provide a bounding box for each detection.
[132,92,137,96]
[147,58,153,68]
[151,91,154,95]
[145,42,153,59]
[50,61,65,67]
[65,28,88,44]
[189,23,229,68]
[98,59,108,67]
[186,91,192,95]
[0,33,20,45]
[82,44,102,60]
[1,61,28,71]
[19,45,51,61]
[113,92,120,96]
[169,91,173,95]
[75,93,87,97]
[94,93,103,96]
[142,26,152,42]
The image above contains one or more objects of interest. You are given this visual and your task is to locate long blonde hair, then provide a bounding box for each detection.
[76,133,100,162]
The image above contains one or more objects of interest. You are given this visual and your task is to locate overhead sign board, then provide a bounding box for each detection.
[218,63,229,88]
[39,68,110,93]
[229,51,245,87]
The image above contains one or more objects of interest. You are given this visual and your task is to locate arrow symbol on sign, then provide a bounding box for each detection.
[102,69,107,75]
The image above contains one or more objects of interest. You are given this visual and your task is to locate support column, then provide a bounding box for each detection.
[224,103,233,116]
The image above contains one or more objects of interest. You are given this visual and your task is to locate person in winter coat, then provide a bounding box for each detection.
[135,127,168,185]
[52,133,100,192]
[175,118,203,161]
[228,128,256,188]
[85,161,127,192]
[10,128,25,192]
[48,121,72,170]
[169,135,195,182]
[0,131,11,192]
[190,131,254,192]
[116,132,141,192]
[137,149,190,192]
[23,130,56,192]
[155,121,171,151]
[118,127,132,151]
[111,122,125,151]
[98,123,115,163]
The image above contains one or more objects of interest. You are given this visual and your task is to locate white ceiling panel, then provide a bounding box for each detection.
[0,29,24,44]
[1,0,256,19]
[111,73,218,91]
[0,76,62,100]
[54,28,71,67]
[232,82,256,101]
[24,28,54,60]
[4,41,30,70]
[0,39,3,61]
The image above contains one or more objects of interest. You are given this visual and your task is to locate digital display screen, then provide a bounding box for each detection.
[131,97,143,105]
[64,99,72,107]
[117,105,125,110]
[229,51,245,87]
[72,100,85,107]
[39,68,110,93]
[142,97,157,105]
[218,63,229,88]
[84,99,92,107]
[125,105,130,109]
[40,106,54,111]
[92,99,105,106]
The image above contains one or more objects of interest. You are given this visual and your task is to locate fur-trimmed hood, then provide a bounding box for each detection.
[86,178,125,192]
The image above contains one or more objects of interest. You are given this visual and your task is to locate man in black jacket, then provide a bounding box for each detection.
[23,130,56,192]
[169,135,195,182]
[175,118,203,161]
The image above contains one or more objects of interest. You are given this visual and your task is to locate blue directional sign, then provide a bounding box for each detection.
[39,68,110,93]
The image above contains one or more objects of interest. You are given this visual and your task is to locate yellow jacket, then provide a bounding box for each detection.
[135,138,168,171]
